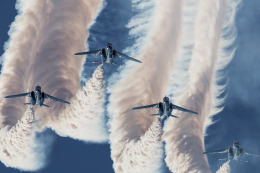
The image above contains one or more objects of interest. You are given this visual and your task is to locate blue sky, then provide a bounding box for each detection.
[0,0,260,173]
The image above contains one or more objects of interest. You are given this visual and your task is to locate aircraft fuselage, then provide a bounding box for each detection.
[105,43,116,65]
[157,97,173,117]
[30,86,45,106]
[228,143,244,161]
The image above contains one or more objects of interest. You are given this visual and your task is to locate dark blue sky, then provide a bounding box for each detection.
[0,0,260,173]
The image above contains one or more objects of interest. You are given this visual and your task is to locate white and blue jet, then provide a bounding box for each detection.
[203,141,260,161]
[74,43,142,65]
[132,96,198,118]
[5,85,70,107]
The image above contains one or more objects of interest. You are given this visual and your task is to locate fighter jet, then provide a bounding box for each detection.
[5,85,70,107]
[74,43,142,65]
[203,140,260,161]
[132,96,198,118]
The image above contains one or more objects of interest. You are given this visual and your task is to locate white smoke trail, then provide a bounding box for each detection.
[0,0,104,170]
[113,118,163,173]
[47,65,108,142]
[217,161,231,173]
[163,0,240,172]
[108,0,183,172]
[0,0,104,124]
[167,0,199,99]
[123,0,155,56]
[0,107,44,171]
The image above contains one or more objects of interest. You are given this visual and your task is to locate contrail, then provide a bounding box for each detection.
[163,0,240,172]
[0,0,104,170]
[47,65,108,142]
[108,0,183,172]
[0,107,44,170]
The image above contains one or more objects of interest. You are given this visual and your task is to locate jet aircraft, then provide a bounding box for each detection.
[132,96,198,118]
[74,42,142,65]
[5,85,70,107]
[203,140,260,161]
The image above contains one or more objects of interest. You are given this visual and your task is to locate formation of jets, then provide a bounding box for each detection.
[4,41,259,165]
[203,140,260,161]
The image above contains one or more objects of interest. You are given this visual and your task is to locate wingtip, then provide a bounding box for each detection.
[74,52,86,55]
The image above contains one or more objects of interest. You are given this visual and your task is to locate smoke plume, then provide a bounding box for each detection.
[47,65,108,142]
[112,117,163,173]
[108,0,183,172]
[217,161,231,173]
[0,0,104,170]
[163,0,240,172]
[0,107,44,170]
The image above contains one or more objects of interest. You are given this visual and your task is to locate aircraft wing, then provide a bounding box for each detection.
[5,92,30,98]
[132,103,158,110]
[116,51,142,63]
[203,148,228,154]
[74,49,101,55]
[244,149,260,157]
[173,104,198,115]
[45,94,70,104]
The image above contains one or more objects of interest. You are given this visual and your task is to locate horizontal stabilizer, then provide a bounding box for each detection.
[151,114,160,116]
[43,104,50,107]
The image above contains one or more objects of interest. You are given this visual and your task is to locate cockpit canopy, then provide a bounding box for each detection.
[163,96,169,103]
[107,42,112,48]
[233,141,239,147]
[35,85,41,91]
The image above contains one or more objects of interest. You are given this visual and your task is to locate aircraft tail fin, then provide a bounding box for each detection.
[169,115,179,118]
[43,104,50,107]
